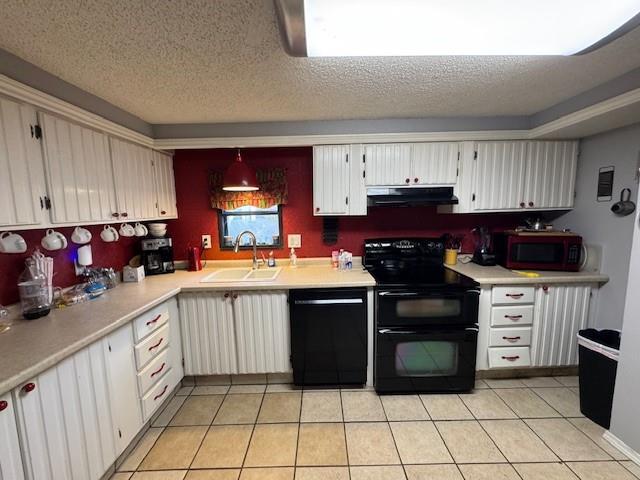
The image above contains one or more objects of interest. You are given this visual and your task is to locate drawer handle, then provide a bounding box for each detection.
[504,315,523,320]
[22,382,36,394]
[146,314,162,326]
[506,293,524,298]
[154,385,168,401]
[0,400,7,412]
[148,337,164,352]
[502,336,522,342]
[501,355,520,361]
[151,362,166,378]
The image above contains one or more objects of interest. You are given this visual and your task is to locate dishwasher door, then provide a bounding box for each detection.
[290,288,368,386]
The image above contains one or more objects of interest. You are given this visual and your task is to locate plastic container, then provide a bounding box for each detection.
[577,328,621,429]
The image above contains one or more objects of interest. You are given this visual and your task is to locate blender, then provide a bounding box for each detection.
[472,226,496,266]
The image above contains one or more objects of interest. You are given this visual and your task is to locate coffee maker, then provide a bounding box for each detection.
[141,238,175,275]
[471,227,496,266]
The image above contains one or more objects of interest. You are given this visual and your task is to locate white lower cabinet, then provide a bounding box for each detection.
[180,290,290,375]
[530,284,592,367]
[0,392,25,480]
[479,283,594,371]
[10,297,183,480]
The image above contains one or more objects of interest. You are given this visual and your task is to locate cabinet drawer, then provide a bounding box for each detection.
[137,348,170,395]
[491,305,534,327]
[133,305,169,342]
[488,347,531,368]
[492,286,535,305]
[141,371,172,421]
[489,327,532,347]
[135,323,170,370]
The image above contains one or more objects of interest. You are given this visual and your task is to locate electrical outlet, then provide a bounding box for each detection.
[288,234,301,248]
[201,234,212,249]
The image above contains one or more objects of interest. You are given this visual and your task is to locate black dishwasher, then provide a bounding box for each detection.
[290,288,368,385]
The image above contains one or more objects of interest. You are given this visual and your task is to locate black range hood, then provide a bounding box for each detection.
[367,187,458,207]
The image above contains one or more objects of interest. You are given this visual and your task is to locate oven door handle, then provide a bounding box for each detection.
[378,292,419,297]
[378,329,418,335]
[378,290,480,297]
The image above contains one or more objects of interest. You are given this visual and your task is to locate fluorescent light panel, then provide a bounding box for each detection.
[303,0,640,56]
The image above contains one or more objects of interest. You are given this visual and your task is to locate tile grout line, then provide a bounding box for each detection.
[239,391,266,472]
[338,389,352,480]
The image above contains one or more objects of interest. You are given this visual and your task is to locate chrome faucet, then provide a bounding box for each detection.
[234,230,260,269]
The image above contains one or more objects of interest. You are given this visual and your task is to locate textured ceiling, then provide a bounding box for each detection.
[1,0,640,124]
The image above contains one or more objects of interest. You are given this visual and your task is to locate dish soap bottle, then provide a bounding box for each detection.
[268,251,276,267]
[289,247,297,268]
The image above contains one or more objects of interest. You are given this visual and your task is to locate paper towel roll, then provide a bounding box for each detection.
[77,245,93,266]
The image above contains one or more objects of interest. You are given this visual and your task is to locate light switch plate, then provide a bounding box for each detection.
[201,234,212,249]
[288,234,302,248]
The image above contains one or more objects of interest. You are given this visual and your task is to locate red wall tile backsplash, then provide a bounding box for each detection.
[0,146,525,306]
[169,147,526,261]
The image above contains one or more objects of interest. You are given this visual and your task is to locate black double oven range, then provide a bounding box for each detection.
[364,238,480,393]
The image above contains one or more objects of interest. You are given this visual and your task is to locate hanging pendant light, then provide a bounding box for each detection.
[222,149,259,191]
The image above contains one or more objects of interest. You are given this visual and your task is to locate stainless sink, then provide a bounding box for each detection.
[200,267,282,283]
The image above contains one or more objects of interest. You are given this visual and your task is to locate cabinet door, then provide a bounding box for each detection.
[473,141,527,211]
[411,142,459,185]
[14,345,118,480]
[0,98,47,227]
[524,141,578,210]
[103,324,143,455]
[153,150,178,218]
[39,112,117,223]
[364,143,412,186]
[110,137,157,221]
[0,392,25,480]
[166,297,184,388]
[347,144,367,215]
[179,292,237,375]
[313,145,350,215]
[531,284,591,367]
[234,291,290,374]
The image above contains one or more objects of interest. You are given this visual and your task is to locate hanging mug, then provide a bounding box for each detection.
[0,232,27,253]
[611,188,636,217]
[41,229,68,251]
[134,223,148,237]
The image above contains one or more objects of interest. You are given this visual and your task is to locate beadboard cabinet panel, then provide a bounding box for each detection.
[0,98,47,228]
[411,142,459,185]
[473,141,527,211]
[364,143,412,186]
[153,150,178,218]
[531,284,592,367]
[524,141,578,210]
[234,291,290,374]
[312,145,350,216]
[110,137,157,221]
[180,292,238,375]
[0,392,25,480]
[39,112,117,224]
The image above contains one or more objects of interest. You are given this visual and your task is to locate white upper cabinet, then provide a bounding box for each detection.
[39,112,117,224]
[153,150,178,218]
[410,142,459,185]
[0,98,47,228]
[110,137,158,221]
[473,141,528,211]
[523,141,578,210]
[364,143,412,186]
[313,145,349,215]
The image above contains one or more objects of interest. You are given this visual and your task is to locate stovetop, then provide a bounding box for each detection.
[363,237,477,289]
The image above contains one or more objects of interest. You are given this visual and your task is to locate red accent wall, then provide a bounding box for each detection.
[170,147,526,261]
[0,225,140,306]
[0,146,526,306]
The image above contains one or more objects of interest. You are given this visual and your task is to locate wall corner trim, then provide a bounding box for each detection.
[603,430,640,466]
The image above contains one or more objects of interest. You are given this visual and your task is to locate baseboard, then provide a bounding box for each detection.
[603,430,640,466]
[476,365,578,379]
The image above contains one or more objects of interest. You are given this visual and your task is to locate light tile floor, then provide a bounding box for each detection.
[113,375,637,480]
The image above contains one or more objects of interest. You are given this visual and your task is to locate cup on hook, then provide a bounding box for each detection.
[71,226,92,245]
[134,223,148,237]
[100,225,120,243]
[119,223,135,237]
[0,232,27,254]
[41,229,68,251]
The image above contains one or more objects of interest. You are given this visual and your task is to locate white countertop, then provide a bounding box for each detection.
[0,264,375,394]
[446,261,610,285]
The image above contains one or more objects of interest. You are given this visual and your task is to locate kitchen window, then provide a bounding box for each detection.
[219,205,283,249]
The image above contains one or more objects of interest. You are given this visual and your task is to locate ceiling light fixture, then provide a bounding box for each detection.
[222,149,259,192]
[274,0,640,57]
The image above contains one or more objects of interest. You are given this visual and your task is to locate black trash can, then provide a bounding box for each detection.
[577,329,621,429]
